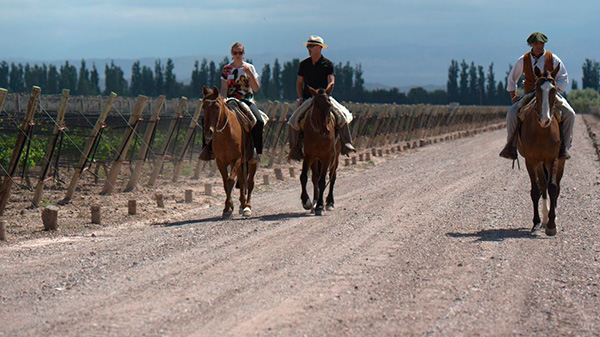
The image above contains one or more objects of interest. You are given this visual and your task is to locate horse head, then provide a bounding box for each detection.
[533,65,560,128]
[201,85,224,140]
[308,86,333,137]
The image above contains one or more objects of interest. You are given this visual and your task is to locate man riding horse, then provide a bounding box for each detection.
[499,32,576,160]
[288,35,356,161]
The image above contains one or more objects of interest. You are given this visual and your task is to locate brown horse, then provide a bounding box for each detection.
[517,66,565,236]
[299,87,342,216]
[202,86,257,218]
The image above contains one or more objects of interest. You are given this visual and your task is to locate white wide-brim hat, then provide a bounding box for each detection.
[302,35,328,49]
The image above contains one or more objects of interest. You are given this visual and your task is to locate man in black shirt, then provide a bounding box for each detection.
[288,35,356,161]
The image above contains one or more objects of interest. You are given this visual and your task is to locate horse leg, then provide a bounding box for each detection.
[315,161,326,216]
[300,159,312,210]
[538,165,550,228]
[217,161,234,218]
[525,160,542,235]
[546,160,563,236]
[326,166,337,211]
[311,161,321,214]
[241,162,256,217]
[234,160,249,216]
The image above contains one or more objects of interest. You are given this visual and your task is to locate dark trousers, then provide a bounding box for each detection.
[241,99,264,154]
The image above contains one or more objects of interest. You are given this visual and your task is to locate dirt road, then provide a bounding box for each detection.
[1,117,599,336]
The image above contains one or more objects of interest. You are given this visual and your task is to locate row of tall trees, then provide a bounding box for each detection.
[447,60,512,106]
[0,60,101,96]
[4,56,599,105]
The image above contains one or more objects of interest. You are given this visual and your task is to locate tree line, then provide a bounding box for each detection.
[0,58,440,104]
[1,57,599,106]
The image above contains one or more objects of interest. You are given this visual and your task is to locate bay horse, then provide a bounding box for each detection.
[299,87,342,216]
[201,86,257,218]
[517,66,565,236]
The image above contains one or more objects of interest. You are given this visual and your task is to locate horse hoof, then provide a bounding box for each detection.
[326,204,334,211]
[315,208,323,216]
[302,200,312,210]
[242,207,252,217]
[545,227,557,236]
[222,210,233,219]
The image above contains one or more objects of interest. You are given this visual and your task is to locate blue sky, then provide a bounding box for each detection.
[1,0,598,89]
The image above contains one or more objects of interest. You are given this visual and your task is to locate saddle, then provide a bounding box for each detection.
[517,93,564,123]
[225,98,269,133]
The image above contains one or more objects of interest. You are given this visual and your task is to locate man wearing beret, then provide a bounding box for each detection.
[287,35,356,161]
[499,32,576,160]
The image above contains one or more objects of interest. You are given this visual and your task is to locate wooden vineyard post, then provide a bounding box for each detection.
[148,97,187,186]
[0,88,7,112]
[62,92,117,204]
[32,89,70,207]
[101,95,147,195]
[261,101,279,156]
[355,105,376,149]
[172,99,202,182]
[267,103,289,167]
[0,86,41,216]
[124,95,166,191]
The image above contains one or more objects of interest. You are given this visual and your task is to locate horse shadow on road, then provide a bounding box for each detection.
[158,212,310,228]
[446,228,538,242]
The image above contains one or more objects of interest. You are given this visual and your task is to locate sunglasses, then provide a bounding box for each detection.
[232,51,244,55]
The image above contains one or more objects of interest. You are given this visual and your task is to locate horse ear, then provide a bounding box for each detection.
[213,85,220,94]
[534,66,542,78]
[202,86,208,95]
[551,63,561,79]
[307,86,318,97]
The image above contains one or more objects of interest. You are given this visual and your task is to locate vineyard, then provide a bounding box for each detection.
[0,86,505,238]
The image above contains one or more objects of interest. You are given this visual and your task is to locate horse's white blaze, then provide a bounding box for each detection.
[541,197,549,225]
[539,81,553,127]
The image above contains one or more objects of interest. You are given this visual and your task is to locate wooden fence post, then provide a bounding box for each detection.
[148,97,187,186]
[32,89,70,207]
[268,103,289,167]
[125,95,165,191]
[100,95,147,195]
[62,92,117,203]
[0,86,41,216]
[172,98,202,182]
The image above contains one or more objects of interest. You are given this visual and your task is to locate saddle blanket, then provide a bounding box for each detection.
[225,98,269,133]
[288,96,353,131]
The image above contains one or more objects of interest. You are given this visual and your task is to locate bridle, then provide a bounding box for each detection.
[202,96,229,133]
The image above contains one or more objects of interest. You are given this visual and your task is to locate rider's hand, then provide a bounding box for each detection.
[511,95,519,104]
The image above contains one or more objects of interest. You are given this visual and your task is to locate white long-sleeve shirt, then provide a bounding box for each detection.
[506,50,569,92]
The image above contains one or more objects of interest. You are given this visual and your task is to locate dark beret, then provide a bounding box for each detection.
[527,32,548,44]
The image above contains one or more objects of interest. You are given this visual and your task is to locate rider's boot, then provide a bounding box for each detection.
[288,127,304,161]
[558,125,571,159]
[499,142,517,160]
[338,123,357,156]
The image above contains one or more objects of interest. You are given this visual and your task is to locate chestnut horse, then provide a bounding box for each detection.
[517,66,565,236]
[202,86,256,218]
[299,87,342,216]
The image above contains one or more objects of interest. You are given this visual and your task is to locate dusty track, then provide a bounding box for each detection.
[1,117,600,336]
